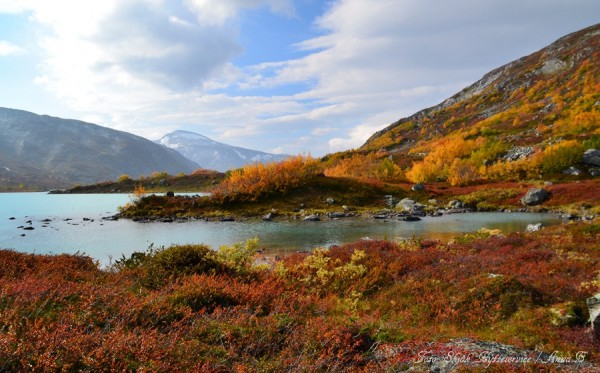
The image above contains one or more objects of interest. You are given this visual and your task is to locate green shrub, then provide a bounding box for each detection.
[149,244,217,276]
[114,244,223,288]
[538,140,584,174]
[213,237,261,276]
[583,134,600,149]
[151,171,169,181]
[117,174,132,183]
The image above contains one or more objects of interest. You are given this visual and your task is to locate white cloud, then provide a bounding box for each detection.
[311,127,337,136]
[92,0,242,91]
[0,41,26,56]
[328,112,401,153]
[185,0,295,25]
[249,0,600,153]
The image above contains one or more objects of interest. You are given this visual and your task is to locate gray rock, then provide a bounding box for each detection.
[303,214,320,221]
[411,183,425,192]
[326,197,335,205]
[165,191,175,197]
[587,294,600,341]
[538,58,567,74]
[396,198,426,214]
[562,166,581,176]
[583,149,600,167]
[521,188,549,206]
[262,212,275,221]
[399,215,421,222]
[503,146,534,161]
[384,195,398,208]
[589,168,600,177]
[526,223,543,232]
[447,200,463,209]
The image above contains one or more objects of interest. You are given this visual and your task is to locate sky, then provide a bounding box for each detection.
[1,1,599,156]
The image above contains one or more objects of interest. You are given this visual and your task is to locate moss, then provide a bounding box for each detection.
[457,188,521,208]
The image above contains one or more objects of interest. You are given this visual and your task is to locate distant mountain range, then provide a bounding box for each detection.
[0,107,290,191]
[156,130,289,172]
[0,107,199,190]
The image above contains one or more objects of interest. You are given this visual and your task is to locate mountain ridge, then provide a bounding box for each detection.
[358,22,600,184]
[0,107,199,190]
[364,23,600,150]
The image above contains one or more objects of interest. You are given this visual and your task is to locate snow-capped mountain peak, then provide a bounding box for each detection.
[156,130,289,172]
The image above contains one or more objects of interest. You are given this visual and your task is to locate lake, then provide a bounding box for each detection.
[0,192,562,266]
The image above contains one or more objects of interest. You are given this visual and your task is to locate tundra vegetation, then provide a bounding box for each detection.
[0,221,598,371]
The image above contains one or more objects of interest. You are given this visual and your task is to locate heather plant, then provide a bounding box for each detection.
[113,238,263,288]
[282,247,370,297]
[135,244,222,288]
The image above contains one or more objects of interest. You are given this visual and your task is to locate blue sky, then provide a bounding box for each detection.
[1,0,600,156]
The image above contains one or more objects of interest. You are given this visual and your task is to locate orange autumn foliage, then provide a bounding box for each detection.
[324,153,403,181]
[406,136,480,184]
[211,155,322,202]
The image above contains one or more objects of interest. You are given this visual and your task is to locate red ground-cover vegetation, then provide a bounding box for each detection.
[420,179,600,211]
[544,179,600,208]
[0,221,598,371]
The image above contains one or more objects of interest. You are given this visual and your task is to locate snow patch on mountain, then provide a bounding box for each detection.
[157,130,289,172]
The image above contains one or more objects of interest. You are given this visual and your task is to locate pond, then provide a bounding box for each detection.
[0,192,562,265]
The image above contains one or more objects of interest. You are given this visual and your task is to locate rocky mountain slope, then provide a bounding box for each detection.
[157,130,288,172]
[361,23,600,183]
[0,108,199,190]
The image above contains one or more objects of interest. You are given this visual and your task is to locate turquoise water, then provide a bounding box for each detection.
[0,193,562,266]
